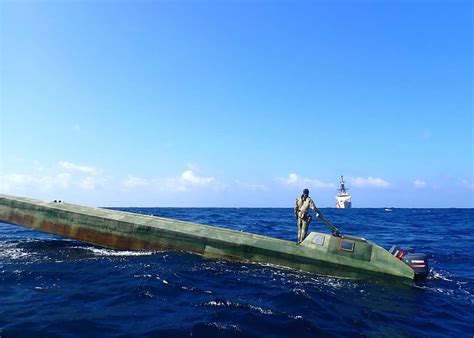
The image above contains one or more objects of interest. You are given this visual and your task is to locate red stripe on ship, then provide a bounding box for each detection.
[395,250,405,259]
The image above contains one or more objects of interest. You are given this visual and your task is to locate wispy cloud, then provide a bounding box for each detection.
[58,161,97,175]
[123,170,218,192]
[413,180,427,189]
[278,173,299,185]
[0,173,72,192]
[180,170,214,186]
[1,161,105,193]
[349,176,391,188]
[276,173,334,188]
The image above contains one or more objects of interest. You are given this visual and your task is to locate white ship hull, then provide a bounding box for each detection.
[336,195,352,209]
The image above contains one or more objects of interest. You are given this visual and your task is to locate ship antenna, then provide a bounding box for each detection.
[339,175,346,193]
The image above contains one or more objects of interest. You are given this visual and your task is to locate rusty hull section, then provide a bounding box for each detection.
[0,195,206,253]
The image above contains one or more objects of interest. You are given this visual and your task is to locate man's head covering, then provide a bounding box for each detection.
[303,188,309,195]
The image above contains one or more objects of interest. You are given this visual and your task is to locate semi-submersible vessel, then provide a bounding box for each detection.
[0,194,428,283]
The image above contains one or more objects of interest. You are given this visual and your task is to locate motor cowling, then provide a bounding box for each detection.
[402,253,429,280]
[389,246,429,280]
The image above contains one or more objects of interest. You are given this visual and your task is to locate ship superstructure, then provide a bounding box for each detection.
[336,175,352,208]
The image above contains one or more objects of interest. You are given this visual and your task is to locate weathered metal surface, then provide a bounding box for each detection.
[0,194,415,281]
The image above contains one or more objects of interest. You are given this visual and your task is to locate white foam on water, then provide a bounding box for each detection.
[0,243,30,260]
[204,300,275,315]
[72,246,155,257]
[414,284,455,296]
[423,269,473,302]
[205,300,231,307]
[206,322,241,332]
[307,275,356,291]
[248,304,274,315]
[0,248,29,260]
[424,264,474,303]
[430,270,453,282]
[292,288,311,299]
[289,315,304,320]
[143,291,154,298]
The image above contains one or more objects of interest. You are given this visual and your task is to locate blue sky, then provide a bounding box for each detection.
[0,0,472,207]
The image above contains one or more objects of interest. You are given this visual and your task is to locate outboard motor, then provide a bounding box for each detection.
[389,246,429,280]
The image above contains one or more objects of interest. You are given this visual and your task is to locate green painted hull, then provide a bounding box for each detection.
[0,194,415,282]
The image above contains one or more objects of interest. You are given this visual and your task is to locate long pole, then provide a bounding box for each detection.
[317,214,341,236]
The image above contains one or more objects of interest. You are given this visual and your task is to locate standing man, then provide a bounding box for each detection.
[294,188,321,244]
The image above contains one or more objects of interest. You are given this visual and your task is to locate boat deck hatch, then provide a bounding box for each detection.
[340,239,355,252]
[311,234,325,246]
[328,237,372,261]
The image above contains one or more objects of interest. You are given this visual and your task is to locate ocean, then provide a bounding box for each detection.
[1,208,473,337]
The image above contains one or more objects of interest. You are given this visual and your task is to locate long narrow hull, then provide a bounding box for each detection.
[0,194,414,282]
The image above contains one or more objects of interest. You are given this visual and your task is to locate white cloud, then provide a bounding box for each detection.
[413,180,427,189]
[349,176,391,188]
[0,161,106,194]
[276,173,334,189]
[122,170,217,192]
[181,170,214,186]
[0,173,72,192]
[58,161,97,175]
[279,173,300,185]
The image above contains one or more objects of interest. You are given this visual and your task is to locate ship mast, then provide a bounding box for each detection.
[338,175,348,194]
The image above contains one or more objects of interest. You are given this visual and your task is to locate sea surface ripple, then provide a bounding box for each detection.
[1,208,473,337]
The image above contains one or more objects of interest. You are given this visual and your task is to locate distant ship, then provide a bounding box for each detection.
[336,175,352,208]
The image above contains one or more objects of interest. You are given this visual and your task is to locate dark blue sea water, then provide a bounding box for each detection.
[1,208,473,337]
